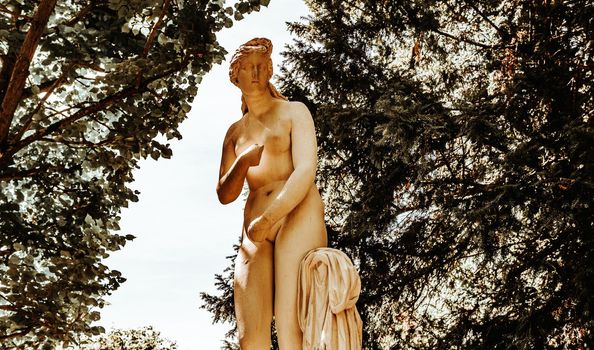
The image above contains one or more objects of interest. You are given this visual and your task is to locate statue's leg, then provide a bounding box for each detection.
[274,189,327,349]
[234,234,274,349]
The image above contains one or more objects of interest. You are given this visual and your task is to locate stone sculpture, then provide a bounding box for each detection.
[216,37,361,349]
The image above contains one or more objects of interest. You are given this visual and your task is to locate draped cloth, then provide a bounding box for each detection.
[298,248,363,350]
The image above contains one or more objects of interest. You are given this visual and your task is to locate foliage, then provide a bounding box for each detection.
[203,0,594,348]
[78,326,177,350]
[200,243,239,349]
[0,0,269,348]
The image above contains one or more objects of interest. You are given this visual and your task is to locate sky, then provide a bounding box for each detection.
[97,1,311,349]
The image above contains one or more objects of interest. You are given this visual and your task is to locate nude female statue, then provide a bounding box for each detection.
[216,38,327,349]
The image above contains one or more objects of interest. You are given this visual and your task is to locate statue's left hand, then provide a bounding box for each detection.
[247,215,273,242]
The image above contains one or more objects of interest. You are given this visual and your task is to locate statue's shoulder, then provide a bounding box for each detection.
[285,100,313,122]
[275,100,311,118]
[224,118,243,145]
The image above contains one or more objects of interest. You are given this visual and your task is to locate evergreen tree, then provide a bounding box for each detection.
[0,0,268,348]
[203,0,593,348]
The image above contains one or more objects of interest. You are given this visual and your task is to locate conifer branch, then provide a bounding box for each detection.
[463,0,509,40]
[431,28,497,49]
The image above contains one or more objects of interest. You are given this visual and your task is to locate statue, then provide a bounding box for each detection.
[216,37,361,349]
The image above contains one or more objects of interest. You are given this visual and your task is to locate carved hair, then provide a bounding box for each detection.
[229,37,287,114]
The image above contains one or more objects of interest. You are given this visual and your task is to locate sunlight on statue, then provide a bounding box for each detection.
[216,37,361,349]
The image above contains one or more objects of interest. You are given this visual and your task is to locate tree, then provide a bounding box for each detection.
[79,326,177,350]
[0,0,269,348]
[203,0,593,348]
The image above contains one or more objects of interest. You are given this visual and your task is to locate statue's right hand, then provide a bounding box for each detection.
[240,144,264,167]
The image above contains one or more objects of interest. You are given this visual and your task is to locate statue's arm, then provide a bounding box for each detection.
[216,123,262,204]
[261,102,318,223]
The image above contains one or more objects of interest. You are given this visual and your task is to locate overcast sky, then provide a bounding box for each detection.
[97,2,311,348]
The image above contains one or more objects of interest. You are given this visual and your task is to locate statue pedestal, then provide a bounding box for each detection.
[298,248,363,350]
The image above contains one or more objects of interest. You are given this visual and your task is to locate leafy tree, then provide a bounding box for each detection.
[0,0,269,348]
[203,0,593,348]
[79,326,177,350]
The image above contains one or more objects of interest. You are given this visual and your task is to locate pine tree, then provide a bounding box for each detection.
[203,0,594,348]
[279,0,594,348]
[0,0,268,348]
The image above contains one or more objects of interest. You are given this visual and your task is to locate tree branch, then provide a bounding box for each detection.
[0,42,23,106]
[430,28,497,49]
[0,326,32,341]
[10,71,69,144]
[39,135,120,148]
[136,0,172,88]
[0,5,32,21]
[0,164,50,181]
[438,148,457,180]
[21,77,61,100]
[64,1,95,27]
[0,0,58,149]
[6,56,191,161]
[463,0,509,40]
[19,62,104,104]
[142,0,172,58]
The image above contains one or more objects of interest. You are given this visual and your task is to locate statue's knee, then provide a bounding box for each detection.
[238,322,272,350]
[275,321,302,349]
[238,333,270,350]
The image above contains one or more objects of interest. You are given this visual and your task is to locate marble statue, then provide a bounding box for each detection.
[216,37,361,350]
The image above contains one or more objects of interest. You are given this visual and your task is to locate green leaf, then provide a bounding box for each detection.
[237,2,249,13]
[8,255,19,266]
[121,22,130,33]
[157,33,167,45]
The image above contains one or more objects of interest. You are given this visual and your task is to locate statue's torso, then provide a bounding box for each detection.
[232,100,322,242]
[234,100,294,191]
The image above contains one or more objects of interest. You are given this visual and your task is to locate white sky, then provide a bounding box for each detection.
[97,2,311,349]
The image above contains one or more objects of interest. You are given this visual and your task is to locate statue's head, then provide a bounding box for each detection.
[229,37,273,87]
[229,37,287,114]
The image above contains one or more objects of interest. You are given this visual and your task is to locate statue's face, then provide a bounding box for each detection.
[236,52,271,95]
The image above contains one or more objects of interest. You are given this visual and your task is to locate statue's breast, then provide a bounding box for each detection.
[235,117,291,156]
[263,127,291,154]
